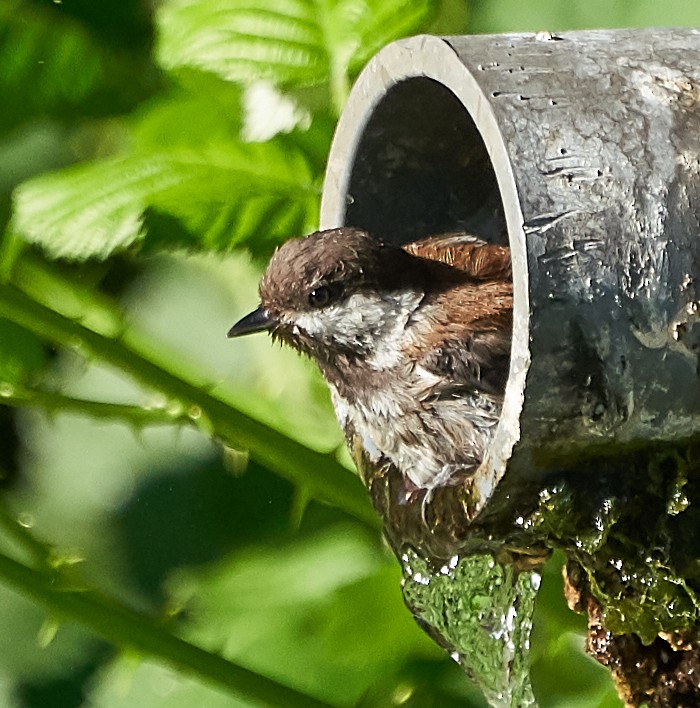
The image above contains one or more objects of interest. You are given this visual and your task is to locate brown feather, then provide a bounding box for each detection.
[404,231,511,281]
[232,227,514,491]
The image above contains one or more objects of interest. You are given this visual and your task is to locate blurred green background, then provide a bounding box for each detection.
[1,1,698,706]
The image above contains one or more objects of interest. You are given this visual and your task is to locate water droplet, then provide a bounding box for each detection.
[187,405,203,421]
[0,383,14,397]
[145,394,167,410]
[412,572,430,586]
[17,512,34,528]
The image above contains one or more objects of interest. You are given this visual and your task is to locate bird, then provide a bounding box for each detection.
[228,227,512,500]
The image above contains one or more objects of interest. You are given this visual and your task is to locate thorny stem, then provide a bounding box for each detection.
[0,549,337,708]
[1,386,192,427]
[0,278,377,528]
[0,260,378,706]
[0,501,51,569]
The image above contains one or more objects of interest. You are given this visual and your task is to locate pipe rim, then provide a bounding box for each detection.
[321,35,530,508]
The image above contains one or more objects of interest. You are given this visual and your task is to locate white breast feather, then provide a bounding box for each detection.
[293,290,422,367]
[316,289,502,490]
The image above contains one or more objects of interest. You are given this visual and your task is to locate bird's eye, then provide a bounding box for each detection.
[308,284,342,308]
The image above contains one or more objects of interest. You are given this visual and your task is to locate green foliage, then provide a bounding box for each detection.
[168,525,444,704]
[0,0,158,131]
[10,0,436,264]
[157,0,436,110]
[1,0,674,706]
[11,65,323,260]
[13,136,319,259]
[0,319,47,385]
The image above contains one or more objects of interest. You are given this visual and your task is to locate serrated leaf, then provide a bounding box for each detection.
[12,139,320,260]
[157,0,437,107]
[157,0,327,85]
[0,318,48,385]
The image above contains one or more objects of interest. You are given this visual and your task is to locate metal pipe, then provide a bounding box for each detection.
[321,29,700,522]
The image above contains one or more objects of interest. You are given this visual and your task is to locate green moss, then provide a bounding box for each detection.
[526,442,700,642]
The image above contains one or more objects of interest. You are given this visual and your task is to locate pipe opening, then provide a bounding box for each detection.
[322,36,530,520]
[338,75,516,507]
[344,77,507,248]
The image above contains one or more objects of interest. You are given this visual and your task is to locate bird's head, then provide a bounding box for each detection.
[228,228,427,364]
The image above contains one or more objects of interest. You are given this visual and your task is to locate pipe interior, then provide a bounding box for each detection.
[344,77,507,247]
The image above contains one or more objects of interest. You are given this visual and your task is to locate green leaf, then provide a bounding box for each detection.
[157,0,437,110]
[344,0,441,74]
[168,525,441,705]
[157,0,326,86]
[12,139,320,260]
[0,0,158,130]
[131,71,244,149]
[0,318,48,385]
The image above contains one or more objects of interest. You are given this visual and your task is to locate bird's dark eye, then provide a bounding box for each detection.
[308,283,342,308]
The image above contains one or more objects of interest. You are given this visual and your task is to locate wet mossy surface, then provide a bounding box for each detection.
[527,441,700,643]
[354,434,700,705]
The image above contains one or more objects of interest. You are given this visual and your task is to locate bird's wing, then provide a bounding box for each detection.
[420,320,511,399]
[412,278,513,399]
[403,231,511,282]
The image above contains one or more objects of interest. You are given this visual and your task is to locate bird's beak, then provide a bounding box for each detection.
[227,307,276,337]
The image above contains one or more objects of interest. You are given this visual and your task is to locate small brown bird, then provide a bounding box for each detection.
[229,227,512,496]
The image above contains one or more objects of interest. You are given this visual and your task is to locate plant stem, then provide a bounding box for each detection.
[0,282,378,528]
[0,550,337,708]
[1,387,191,427]
[0,501,51,568]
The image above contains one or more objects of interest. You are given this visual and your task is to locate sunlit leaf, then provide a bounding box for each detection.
[158,0,324,84]
[157,0,436,107]
[12,139,320,260]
